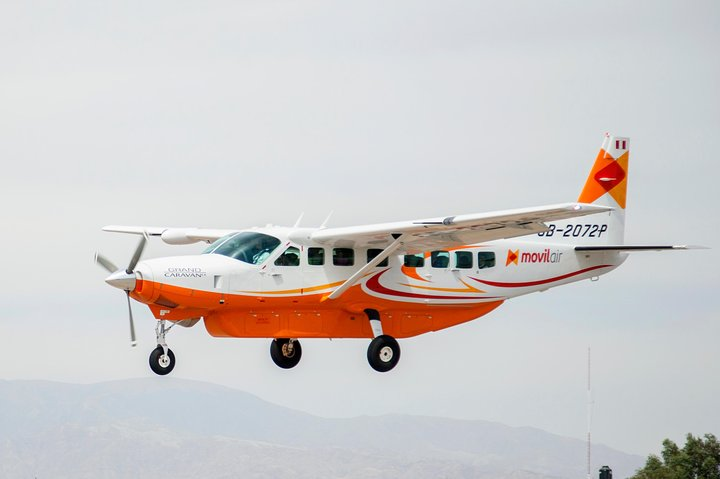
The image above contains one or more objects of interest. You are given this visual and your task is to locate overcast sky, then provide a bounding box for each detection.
[1,0,718,461]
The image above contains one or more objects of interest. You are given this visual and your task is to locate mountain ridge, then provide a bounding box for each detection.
[0,378,642,478]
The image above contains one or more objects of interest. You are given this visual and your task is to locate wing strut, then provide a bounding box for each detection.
[326,234,406,300]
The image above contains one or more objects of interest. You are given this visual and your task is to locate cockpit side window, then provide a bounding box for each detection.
[275,246,300,266]
[204,232,281,265]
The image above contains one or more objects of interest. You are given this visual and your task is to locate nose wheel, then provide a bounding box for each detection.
[270,338,302,369]
[149,345,176,375]
[148,319,176,376]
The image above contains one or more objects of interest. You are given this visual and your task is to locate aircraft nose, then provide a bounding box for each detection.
[105,270,137,291]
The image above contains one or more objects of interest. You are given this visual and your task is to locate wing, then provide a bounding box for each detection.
[102,225,237,245]
[575,245,705,252]
[309,203,611,253]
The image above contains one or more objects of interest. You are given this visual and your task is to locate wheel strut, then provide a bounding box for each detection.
[364,309,400,372]
[155,319,175,355]
[364,308,384,338]
[149,319,176,375]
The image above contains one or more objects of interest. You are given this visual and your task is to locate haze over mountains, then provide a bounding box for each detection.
[0,378,642,478]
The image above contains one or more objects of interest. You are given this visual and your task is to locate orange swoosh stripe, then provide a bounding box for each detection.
[397,279,485,294]
[238,280,345,295]
[401,264,430,282]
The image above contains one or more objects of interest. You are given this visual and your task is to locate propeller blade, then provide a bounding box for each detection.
[125,291,137,347]
[126,233,147,274]
[94,252,118,274]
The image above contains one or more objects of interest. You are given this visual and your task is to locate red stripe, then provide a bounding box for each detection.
[470,265,612,288]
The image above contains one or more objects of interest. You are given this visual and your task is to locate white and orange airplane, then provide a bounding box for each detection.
[96,134,696,375]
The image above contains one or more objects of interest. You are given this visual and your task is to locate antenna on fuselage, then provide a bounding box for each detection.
[320,211,334,229]
[293,212,305,228]
[587,346,593,479]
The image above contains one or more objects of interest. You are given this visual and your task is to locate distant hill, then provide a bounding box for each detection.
[0,378,642,479]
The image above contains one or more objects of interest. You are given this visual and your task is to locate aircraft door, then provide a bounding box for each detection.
[302,246,328,295]
[260,245,303,294]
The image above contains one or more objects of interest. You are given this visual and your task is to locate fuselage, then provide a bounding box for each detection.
[129,226,625,340]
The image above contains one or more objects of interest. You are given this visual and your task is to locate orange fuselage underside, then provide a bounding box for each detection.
[132,279,504,339]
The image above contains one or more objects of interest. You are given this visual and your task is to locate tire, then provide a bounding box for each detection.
[270,338,302,369]
[367,335,400,372]
[149,345,176,375]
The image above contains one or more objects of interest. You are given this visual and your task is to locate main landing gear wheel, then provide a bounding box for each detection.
[367,335,400,372]
[270,338,302,369]
[149,345,176,375]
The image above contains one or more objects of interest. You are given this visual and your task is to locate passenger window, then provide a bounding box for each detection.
[333,248,355,266]
[367,248,389,267]
[403,253,425,268]
[455,251,473,269]
[274,246,300,266]
[308,247,325,266]
[430,251,450,268]
[478,251,496,269]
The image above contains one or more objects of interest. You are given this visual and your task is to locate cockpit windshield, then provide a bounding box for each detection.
[202,232,281,265]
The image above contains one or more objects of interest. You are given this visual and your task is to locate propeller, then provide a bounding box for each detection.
[94,234,148,347]
[94,253,118,274]
[125,291,137,347]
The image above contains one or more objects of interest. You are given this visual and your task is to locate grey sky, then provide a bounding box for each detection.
[1,0,718,459]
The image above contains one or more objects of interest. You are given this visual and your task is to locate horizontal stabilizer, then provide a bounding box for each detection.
[575,245,706,252]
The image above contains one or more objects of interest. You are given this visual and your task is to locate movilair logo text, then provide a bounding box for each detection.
[506,249,563,266]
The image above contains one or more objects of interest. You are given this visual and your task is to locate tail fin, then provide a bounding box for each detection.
[578,133,628,244]
[543,134,629,245]
[578,134,629,212]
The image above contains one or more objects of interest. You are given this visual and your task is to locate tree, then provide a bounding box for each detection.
[631,433,720,479]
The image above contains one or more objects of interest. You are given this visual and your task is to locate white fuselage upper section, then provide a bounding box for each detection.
[133,226,625,306]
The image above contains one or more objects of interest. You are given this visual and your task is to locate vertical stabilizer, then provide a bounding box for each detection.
[579,134,629,212]
[577,134,628,245]
[539,134,629,246]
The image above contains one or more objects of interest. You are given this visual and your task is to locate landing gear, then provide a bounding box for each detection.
[149,319,176,376]
[367,335,400,372]
[270,338,302,369]
[149,345,175,375]
[364,308,401,372]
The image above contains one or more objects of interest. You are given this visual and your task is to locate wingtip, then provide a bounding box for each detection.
[573,202,613,213]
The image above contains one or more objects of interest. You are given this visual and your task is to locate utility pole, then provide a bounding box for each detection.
[587,347,593,479]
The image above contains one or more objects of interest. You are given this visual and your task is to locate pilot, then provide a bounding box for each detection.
[251,239,273,264]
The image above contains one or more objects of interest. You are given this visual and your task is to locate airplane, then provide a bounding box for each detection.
[95,134,698,375]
